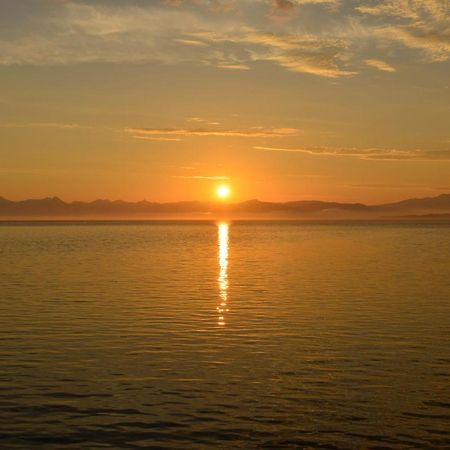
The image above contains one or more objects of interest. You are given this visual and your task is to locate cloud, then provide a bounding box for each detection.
[132,135,181,142]
[294,0,340,4]
[356,2,417,20]
[348,183,450,190]
[186,117,221,125]
[192,30,356,77]
[0,2,207,66]
[356,0,447,21]
[0,0,447,76]
[357,0,450,62]
[176,39,209,47]
[268,52,355,77]
[128,127,301,138]
[273,0,296,11]
[264,41,354,78]
[0,1,354,78]
[215,62,250,70]
[255,146,450,161]
[32,122,81,129]
[365,59,396,72]
[173,175,230,180]
[380,25,450,62]
[2,122,82,129]
[273,0,339,8]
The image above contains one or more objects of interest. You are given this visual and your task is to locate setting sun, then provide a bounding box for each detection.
[216,184,231,200]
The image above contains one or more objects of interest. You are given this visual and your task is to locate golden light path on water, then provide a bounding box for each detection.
[217,222,229,326]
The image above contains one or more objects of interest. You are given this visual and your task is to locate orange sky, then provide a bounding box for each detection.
[0,0,449,204]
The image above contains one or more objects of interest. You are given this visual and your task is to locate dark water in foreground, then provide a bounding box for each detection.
[0,221,449,449]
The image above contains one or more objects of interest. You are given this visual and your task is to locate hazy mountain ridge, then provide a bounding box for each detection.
[0,194,449,219]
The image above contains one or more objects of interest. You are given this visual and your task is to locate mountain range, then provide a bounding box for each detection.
[1,194,450,219]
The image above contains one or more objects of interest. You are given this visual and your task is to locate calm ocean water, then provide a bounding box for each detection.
[0,221,449,449]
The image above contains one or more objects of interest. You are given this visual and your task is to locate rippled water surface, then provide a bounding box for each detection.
[1,221,449,449]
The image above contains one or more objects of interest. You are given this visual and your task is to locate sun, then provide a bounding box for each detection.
[216,184,231,200]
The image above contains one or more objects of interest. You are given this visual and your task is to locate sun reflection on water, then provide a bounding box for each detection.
[217,222,229,326]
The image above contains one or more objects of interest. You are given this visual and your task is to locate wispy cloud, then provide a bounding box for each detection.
[192,30,356,77]
[176,39,209,47]
[357,0,450,62]
[356,0,447,22]
[380,25,450,62]
[215,62,251,70]
[292,0,340,4]
[365,59,396,72]
[3,122,82,129]
[272,0,340,10]
[186,117,221,126]
[173,175,230,180]
[132,135,181,142]
[0,0,447,76]
[255,146,450,161]
[348,183,450,190]
[128,127,301,138]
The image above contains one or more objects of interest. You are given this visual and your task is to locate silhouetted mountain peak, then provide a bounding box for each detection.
[38,196,65,204]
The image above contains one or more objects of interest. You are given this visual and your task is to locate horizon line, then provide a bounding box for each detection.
[1,192,450,207]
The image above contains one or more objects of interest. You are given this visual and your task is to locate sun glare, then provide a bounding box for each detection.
[216,184,231,200]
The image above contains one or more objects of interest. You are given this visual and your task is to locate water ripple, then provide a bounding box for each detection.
[1,222,449,449]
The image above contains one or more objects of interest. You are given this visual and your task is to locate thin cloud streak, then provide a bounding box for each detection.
[132,135,182,142]
[129,127,301,138]
[347,183,450,190]
[176,39,209,47]
[173,175,230,180]
[3,122,82,129]
[365,59,396,72]
[255,146,450,161]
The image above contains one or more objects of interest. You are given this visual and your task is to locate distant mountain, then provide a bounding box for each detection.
[0,194,449,219]
[374,194,450,212]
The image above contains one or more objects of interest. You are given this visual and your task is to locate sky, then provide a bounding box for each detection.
[0,0,449,204]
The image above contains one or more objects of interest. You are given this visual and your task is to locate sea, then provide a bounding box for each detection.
[0,221,449,449]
